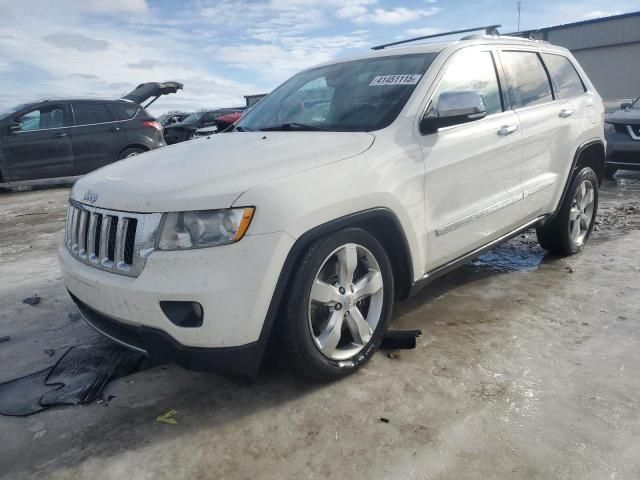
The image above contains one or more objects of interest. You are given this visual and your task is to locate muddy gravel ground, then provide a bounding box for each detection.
[1,173,640,480]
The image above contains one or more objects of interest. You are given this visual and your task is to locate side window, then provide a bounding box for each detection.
[109,103,139,121]
[73,103,114,126]
[200,112,218,122]
[15,105,64,131]
[431,50,503,116]
[541,53,586,100]
[501,51,553,109]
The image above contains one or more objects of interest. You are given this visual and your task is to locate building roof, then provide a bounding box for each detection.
[517,10,640,34]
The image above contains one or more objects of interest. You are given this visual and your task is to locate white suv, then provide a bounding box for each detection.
[59,34,605,380]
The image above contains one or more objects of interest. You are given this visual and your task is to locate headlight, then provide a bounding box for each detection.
[604,122,616,134]
[157,207,255,250]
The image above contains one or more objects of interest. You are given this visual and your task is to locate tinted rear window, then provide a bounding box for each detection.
[73,103,114,125]
[541,53,586,100]
[110,103,140,121]
[501,51,553,109]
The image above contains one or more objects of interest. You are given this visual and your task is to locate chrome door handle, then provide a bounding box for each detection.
[559,109,574,118]
[52,132,68,138]
[110,127,121,132]
[497,124,518,136]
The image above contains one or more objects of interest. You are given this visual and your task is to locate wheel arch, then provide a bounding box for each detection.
[575,140,605,186]
[117,144,149,159]
[255,208,415,359]
[548,139,605,223]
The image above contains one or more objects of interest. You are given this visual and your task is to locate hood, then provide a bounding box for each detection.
[606,108,640,125]
[122,81,183,105]
[71,131,375,212]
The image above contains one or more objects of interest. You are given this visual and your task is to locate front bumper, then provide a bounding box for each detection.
[59,231,295,371]
[606,129,640,170]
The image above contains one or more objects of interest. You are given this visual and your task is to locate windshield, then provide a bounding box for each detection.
[629,97,640,109]
[236,53,437,132]
[182,112,205,123]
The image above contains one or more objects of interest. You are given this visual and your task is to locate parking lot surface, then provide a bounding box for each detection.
[1,174,640,480]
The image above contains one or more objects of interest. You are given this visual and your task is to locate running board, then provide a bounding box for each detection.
[409,215,547,297]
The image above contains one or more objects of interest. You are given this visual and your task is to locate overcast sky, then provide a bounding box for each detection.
[0,0,636,115]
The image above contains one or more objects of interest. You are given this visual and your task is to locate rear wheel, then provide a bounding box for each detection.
[279,228,394,381]
[536,167,598,255]
[118,147,145,160]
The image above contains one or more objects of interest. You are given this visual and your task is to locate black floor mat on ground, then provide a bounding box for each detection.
[0,368,56,416]
[0,343,144,416]
[380,329,422,350]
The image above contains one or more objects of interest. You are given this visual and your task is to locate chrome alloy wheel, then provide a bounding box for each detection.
[308,243,384,361]
[569,179,595,246]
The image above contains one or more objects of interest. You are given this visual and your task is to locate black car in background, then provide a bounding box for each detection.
[158,112,191,127]
[605,96,640,177]
[163,108,244,144]
[0,81,183,185]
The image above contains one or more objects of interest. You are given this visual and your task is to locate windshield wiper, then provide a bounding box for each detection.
[260,122,325,131]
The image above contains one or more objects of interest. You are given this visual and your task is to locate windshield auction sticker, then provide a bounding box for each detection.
[369,74,422,86]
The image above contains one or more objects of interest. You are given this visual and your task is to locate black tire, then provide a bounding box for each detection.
[118,147,145,160]
[279,228,394,381]
[536,167,599,255]
[605,165,618,178]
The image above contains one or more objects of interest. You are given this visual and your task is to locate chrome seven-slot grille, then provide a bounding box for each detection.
[65,200,162,277]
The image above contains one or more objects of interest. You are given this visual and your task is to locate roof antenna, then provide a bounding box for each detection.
[517,0,522,32]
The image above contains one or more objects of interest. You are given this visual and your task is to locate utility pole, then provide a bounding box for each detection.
[517,1,522,32]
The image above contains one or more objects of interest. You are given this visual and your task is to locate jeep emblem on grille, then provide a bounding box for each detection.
[83,190,98,204]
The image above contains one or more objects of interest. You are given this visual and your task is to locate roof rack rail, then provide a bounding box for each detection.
[371,24,501,50]
[502,30,537,39]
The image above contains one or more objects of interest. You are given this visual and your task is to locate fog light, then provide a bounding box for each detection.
[160,301,204,328]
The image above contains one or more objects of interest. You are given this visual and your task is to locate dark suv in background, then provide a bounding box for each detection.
[0,81,182,186]
[605,96,640,176]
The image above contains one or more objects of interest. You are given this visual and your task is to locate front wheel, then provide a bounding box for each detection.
[279,228,394,381]
[536,167,599,255]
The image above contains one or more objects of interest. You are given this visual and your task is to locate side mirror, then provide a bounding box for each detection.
[7,122,21,134]
[420,90,487,134]
[621,102,631,110]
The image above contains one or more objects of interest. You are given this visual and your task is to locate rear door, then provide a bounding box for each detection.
[417,47,525,271]
[1,103,74,181]
[70,102,125,174]
[499,50,585,220]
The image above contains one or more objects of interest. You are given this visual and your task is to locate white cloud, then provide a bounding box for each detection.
[215,32,369,79]
[403,26,441,37]
[0,0,447,114]
[0,5,257,114]
[341,5,441,25]
[44,33,110,51]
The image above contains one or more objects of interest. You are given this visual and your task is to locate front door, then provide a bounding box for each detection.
[416,47,524,271]
[1,104,74,181]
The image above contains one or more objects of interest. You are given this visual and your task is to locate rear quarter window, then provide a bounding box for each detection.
[501,51,553,109]
[541,53,586,100]
[109,103,140,121]
[73,103,114,125]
